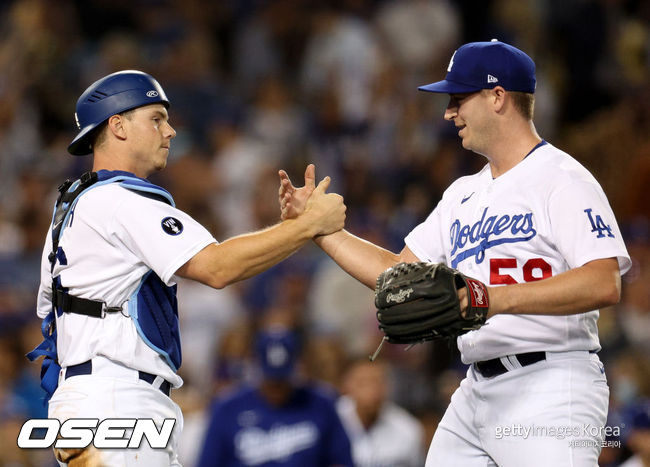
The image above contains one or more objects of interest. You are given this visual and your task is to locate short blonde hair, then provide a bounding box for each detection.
[510,92,535,120]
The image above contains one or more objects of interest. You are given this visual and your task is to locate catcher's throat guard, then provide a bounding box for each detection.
[370,262,489,360]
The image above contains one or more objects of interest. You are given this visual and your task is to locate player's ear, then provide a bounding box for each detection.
[491,86,507,113]
[107,114,127,140]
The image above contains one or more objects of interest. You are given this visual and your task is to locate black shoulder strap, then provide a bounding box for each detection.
[48,171,98,271]
[48,171,113,319]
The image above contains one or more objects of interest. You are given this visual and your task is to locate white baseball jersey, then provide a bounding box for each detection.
[405,142,631,364]
[36,179,216,388]
[336,395,425,467]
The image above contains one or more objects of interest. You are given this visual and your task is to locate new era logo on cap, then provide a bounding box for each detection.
[418,40,536,95]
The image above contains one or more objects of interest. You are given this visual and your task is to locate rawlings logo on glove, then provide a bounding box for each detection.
[386,288,414,304]
[374,262,489,347]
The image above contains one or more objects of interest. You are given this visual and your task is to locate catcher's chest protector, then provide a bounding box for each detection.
[28,171,182,400]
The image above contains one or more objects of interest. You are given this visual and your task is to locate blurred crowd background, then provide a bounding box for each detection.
[0,0,649,465]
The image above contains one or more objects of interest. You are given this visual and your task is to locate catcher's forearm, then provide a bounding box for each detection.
[177,218,318,289]
[314,230,400,289]
[487,257,620,318]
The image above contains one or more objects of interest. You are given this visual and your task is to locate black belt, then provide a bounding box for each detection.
[474,351,546,378]
[65,360,171,397]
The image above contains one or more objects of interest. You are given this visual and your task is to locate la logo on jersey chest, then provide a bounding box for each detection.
[449,207,537,268]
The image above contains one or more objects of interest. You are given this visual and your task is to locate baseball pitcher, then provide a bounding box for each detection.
[279,41,630,466]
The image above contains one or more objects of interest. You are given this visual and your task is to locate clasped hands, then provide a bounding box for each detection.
[278,164,346,236]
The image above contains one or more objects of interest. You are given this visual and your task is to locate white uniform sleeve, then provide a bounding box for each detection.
[404,202,447,263]
[36,230,54,318]
[111,193,217,285]
[548,179,631,274]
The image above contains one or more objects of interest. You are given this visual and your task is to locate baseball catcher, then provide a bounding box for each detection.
[374,262,489,349]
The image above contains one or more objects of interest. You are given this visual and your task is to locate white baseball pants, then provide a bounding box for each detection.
[48,356,183,466]
[426,351,609,467]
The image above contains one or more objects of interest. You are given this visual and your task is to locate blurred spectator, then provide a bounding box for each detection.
[300,3,381,130]
[158,29,232,153]
[0,327,52,465]
[545,0,613,123]
[307,258,377,357]
[210,318,256,397]
[244,75,306,161]
[617,241,650,353]
[303,333,350,391]
[618,400,650,467]
[605,399,650,467]
[197,323,353,467]
[209,119,277,237]
[336,357,425,467]
[176,277,244,393]
[232,0,310,97]
[608,350,650,410]
[176,382,212,467]
[374,0,459,79]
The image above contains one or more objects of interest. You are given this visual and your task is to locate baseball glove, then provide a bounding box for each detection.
[374,262,489,345]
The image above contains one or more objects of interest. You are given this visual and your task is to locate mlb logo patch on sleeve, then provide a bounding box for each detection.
[161,217,183,235]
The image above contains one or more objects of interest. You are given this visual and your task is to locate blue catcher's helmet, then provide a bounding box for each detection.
[68,70,170,155]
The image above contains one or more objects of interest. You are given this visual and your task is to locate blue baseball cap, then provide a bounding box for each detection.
[255,329,300,380]
[418,40,536,94]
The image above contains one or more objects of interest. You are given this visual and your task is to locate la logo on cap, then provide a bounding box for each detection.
[447,50,457,72]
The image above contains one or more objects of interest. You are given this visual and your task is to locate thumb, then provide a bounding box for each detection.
[305,164,316,190]
[313,176,331,194]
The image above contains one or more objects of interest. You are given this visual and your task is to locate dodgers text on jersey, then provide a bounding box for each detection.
[450,207,537,268]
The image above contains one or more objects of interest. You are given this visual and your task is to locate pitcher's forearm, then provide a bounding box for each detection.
[314,230,400,288]
[487,258,621,318]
